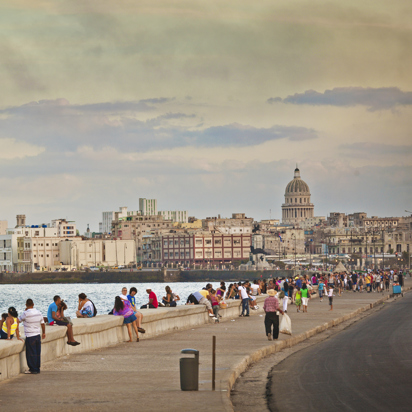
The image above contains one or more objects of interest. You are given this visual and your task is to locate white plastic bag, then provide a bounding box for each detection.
[279,313,292,335]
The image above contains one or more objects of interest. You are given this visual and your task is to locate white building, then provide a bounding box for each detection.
[100,207,139,234]
[158,210,188,223]
[139,198,158,216]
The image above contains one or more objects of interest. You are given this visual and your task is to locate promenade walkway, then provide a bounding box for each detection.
[1,279,410,412]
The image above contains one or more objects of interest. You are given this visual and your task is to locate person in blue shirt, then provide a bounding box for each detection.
[318,280,325,302]
[47,295,79,346]
[127,287,145,334]
[296,277,302,289]
[281,280,289,313]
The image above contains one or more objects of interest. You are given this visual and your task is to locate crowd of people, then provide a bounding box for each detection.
[0,270,407,374]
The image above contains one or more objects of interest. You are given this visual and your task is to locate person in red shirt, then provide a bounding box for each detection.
[140,289,158,309]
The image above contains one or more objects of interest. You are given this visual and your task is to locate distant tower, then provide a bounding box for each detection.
[281,166,314,225]
[16,214,26,227]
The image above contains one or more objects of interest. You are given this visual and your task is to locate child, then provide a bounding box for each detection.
[328,285,334,311]
[210,289,221,322]
[0,313,8,331]
[294,287,302,312]
[318,279,324,302]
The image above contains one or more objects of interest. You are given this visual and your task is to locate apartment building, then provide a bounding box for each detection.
[51,219,77,237]
[202,213,254,234]
[139,198,158,216]
[158,210,188,223]
[144,232,252,265]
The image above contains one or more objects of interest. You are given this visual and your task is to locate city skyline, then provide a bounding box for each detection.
[0,1,411,230]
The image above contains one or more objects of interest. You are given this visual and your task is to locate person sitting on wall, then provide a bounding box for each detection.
[0,307,22,340]
[76,293,96,318]
[127,287,145,333]
[140,289,159,309]
[162,286,176,307]
[47,295,80,346]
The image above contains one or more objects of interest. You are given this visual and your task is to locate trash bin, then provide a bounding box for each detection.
[180,348,199,391]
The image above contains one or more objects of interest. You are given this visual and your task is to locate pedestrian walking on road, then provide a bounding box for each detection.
[18,299,45,374]
[294,288,302,312]
[328,286,334,311]
[301,284,310,313]
[263,289,284,341]
[318,279,324,302]
[281,280,289,313]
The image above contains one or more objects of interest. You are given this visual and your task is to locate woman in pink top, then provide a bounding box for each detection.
[113,296,140,342]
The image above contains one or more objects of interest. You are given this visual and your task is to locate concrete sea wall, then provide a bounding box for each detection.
[0,295,267,381]
[0,269,311,284]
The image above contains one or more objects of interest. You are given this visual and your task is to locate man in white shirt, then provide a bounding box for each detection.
[18,299,46,374]
[238,282,250,317]
[250,280,261,296]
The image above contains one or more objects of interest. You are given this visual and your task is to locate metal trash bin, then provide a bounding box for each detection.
[180,348,199,391]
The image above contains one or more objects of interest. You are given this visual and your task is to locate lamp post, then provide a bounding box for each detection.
[124,244,127,267]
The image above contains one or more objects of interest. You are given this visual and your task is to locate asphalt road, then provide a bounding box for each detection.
[268,292,412,412]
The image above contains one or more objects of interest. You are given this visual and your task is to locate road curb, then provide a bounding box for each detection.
[223,286,411,412]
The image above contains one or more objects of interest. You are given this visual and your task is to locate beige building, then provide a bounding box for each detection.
[59,239,136,269]
[299,216,326,229]
[258,229,305,257]
[0,221,7,236]
[51,219,76,237]
[282,167,314,226]
[203,213,254,234]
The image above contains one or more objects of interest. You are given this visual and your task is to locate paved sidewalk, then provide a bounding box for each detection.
[1,279,410,412]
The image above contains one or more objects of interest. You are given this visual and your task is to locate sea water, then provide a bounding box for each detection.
[0,282,225,318]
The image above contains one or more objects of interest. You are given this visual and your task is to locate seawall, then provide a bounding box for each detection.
[0,295,267,381]
[0,269,310,284]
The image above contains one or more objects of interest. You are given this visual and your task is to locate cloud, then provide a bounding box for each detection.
[268,87,412,111]
[0,99,318,152]
[340,142,412,158]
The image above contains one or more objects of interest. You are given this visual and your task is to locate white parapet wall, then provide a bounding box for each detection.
[0,295,268,381]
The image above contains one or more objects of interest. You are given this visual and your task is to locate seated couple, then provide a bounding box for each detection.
[47,296,80,346]
[114,287,146,342]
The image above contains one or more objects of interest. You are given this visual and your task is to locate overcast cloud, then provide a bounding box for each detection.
[0,0,411,231]
[268,87,412,111]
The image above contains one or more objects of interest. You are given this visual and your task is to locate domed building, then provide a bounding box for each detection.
[281,166,314,225]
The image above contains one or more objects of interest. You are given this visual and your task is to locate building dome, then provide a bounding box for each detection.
[285,167,311,195]
[281,166,314,225]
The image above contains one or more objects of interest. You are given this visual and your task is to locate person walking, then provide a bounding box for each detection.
[281,280,289,313]
[301,284,310,313]
[294,287,302,312]
[263,289,284,341]
[18,299,45,374]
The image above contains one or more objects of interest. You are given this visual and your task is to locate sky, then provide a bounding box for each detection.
[0,0,411,232]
